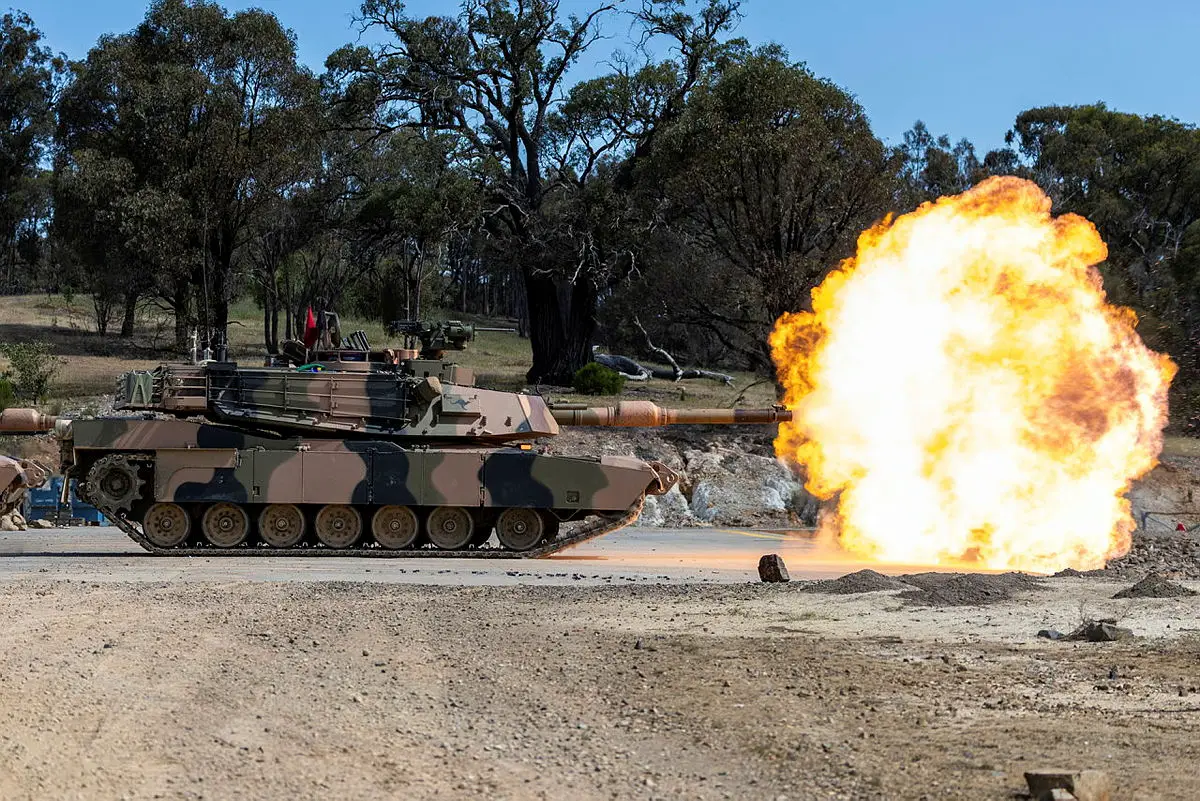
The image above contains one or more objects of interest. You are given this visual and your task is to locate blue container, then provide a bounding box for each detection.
[22,477,109,526]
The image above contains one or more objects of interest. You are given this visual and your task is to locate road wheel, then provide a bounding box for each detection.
[495,508,546,552]
[426,506,474,550]
[202,502,250,548]
[315,505,362,549]
[372,506,420,550]
[142,502,190,548]
[258,504,306,548]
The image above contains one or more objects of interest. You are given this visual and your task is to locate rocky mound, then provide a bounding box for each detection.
[1112,573,1198,599]
[1097,535,1200,580]
[898,572,1046,607]
[546,427,819,529]
[799,569,910,595]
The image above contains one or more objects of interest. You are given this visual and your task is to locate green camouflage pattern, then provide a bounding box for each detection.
[66,418,658,513]
[0,331,788,553]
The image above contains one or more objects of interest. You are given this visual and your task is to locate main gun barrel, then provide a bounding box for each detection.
[0,409,58,433]
[550,401,791,427]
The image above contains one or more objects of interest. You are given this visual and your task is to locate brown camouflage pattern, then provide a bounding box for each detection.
[0,455,50,517]
[62,417,656,513]
[0,344,789,551]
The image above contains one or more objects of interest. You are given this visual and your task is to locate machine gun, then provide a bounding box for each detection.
[387,320,516,359]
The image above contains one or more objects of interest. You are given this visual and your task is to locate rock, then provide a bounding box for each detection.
[1037,629,1065,640]
[0,512,24,531]
[1024,769,1112,801]
[28,519,54,529]
[1066,621,1134,642]
[758,554,790,583]
[637,485,695,527]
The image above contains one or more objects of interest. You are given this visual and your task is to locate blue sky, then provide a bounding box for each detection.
[17,0,1200,153]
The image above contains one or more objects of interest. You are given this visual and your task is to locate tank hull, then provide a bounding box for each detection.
[67,419,673,556]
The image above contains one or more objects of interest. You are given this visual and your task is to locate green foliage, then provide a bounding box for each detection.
[573,362,626,395]
[0,12,61,294]
[1007,104,1200,431]
[609,47,899,372]
[0,379,15,411]
[0,342,59,402]
[54,0,323,344]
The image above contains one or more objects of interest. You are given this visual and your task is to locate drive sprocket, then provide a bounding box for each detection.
[84,454,145,512]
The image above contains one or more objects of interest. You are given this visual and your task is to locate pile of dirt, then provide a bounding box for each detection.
[1112,573,1198,599]
[897,572,1047,607]
[799,569,910,595]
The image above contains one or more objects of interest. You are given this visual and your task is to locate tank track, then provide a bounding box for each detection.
[97,497,645,559]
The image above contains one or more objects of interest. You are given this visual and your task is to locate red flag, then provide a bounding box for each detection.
[302,307,318,348]
[1178,523,1187,532]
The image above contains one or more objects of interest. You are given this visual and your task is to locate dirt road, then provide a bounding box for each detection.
[0,563,1198,800]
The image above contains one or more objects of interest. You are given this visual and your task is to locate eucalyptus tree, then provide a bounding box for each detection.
[331,0,742,382]
[0,11,61,294]
[55,0,322,346]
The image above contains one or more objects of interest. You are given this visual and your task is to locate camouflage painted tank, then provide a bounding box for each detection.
[1,454,50,521]
[0,322,790,557]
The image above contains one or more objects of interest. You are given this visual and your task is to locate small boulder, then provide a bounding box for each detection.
[1037,629,1065,640]
[758,554,790,583]
[28,519,55,530]
[1024,769,1111,801]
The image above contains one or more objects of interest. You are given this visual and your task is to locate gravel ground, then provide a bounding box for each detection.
[0,580,1198,800]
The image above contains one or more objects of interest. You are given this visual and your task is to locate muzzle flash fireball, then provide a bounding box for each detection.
[771,176,1176,572]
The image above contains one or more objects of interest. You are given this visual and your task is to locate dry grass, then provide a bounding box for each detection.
[0,293,778,410]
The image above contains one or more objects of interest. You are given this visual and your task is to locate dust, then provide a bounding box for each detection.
[1112,572,1199,599]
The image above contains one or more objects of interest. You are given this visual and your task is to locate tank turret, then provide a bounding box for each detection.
[0,323,790,557]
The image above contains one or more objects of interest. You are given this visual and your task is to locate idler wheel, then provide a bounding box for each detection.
[315,505,362,549]
[259,504,306,548]
[85,455,144,512]
[202,502,250,548]
[495,508,546,552]
[142,502,190,548]
[426,506,474,550]
[372,505,420,550]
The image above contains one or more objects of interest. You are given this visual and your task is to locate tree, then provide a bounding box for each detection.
[0,11,61,294]
[898,120,985,207]
[332,0,741,383]
[345,130,480,323]
[621,48,899,371]
[1008,104,1200,425]
[54,0,322,347]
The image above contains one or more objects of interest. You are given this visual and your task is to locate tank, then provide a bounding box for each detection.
[0,453,51,520]
[0,322,791,557]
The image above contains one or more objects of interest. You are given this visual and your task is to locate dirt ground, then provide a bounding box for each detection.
[0,579,1196,800]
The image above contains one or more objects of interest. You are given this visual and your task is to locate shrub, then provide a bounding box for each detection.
[0,342,59,403]
[573,362,626,395]
[0,379,14,411]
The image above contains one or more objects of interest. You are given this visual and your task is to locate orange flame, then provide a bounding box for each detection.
[771,177,1176,572]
